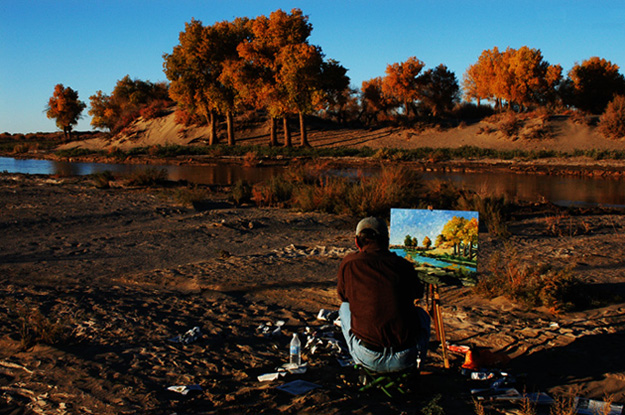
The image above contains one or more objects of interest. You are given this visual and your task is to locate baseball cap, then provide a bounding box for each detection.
[355,217,388,237]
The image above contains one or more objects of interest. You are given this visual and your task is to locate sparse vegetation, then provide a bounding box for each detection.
[11,303,73,350]
[479,243,583,312]
[170,185,212,207]
[125,167,168,187]
[231,179,253,205]
[90,170,115,189]
[598,95,625,139]
[245,164,424,217]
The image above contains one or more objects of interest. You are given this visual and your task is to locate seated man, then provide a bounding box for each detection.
[337,217,430,373]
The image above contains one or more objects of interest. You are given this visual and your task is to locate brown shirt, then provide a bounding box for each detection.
[337,243,425,350]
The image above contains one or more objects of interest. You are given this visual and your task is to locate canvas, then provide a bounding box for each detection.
[390,208,479,286]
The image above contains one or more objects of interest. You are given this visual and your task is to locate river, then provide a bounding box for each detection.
[2,156,625,207]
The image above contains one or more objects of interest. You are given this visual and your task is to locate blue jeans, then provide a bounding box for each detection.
[339,302,430,373]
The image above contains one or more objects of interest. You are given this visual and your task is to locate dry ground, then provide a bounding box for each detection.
[2,174,625,414]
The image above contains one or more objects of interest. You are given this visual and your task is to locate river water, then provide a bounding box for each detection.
[2,156,624,207]
[390,248,477,273]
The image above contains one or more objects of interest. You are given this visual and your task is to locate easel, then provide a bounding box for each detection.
[427,283,450,369]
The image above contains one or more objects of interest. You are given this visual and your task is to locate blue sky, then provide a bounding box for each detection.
[390,208,479,246]
[2,0,624,133]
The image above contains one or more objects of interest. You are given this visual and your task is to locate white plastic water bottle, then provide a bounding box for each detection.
[289,333,301,365]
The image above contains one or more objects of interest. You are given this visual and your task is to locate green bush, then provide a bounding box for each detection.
[598,95,625,139]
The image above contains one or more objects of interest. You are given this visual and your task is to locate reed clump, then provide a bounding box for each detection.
[247,164,423,217]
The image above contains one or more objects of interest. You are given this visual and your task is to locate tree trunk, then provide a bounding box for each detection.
[63,126,71,141]
[299,111,309,147]
[226,110,235,146]
[208,111,217,146]
[269,118,277,146]
[283,117,291,147]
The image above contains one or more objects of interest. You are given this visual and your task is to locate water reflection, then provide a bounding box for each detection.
[2,156,625,207]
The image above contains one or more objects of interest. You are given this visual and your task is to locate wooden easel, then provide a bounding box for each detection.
[428,283,450,369]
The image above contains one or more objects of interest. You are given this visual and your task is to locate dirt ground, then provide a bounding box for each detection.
[1,173,625,414]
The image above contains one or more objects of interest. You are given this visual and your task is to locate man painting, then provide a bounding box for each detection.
[338,217,430,373]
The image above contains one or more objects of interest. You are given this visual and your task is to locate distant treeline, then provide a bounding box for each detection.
[46,8,625,144]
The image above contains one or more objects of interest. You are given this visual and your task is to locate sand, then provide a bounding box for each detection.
[58,110,625,154]
[2,172,625,414]
[3,113,625,413]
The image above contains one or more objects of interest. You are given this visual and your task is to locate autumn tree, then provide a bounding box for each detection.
[360,77,398,124]
[46,84,86,140]
[235,9,313,146]
[236,9,345,147]
[562,57,625,114]
[381,56,426,118]
[164,17,251,145]
[461,217,479,258]
[435,234,445,248]
[598,95,625,139]
[422,235,432,249]
[441,216,467,256]
[504,46,562,109]
[463,47,506,108]
[277,42,325,146]
[419,64,460,117]
[89,76,170,132]
[463,46,561,110]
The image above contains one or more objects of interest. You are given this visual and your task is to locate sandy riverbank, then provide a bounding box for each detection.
[2,174,625,414]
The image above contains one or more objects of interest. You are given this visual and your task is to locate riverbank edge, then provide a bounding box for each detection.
[5,149,625,180]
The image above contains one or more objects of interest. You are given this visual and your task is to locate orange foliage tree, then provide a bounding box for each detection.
[45,84,86,140]
[463,46,561,111]
[360,77,399,124]
[235,8,347,147]
[381,56,426,117]
[563,57,625,114]
[88,76,170,133]
[163,17,250,145]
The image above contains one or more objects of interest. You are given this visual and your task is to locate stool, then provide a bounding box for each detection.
[356,365,418,398]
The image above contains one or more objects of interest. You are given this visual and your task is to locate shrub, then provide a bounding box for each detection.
[231,180,252,205]
[91,170,115,189]
[139,100,171,120]
[292,176,349,213]
[174,108,206,126]
[14,305,72,350]
[242,151,259,167]
[458,193,511,238]
[343,166,423,217]
[125,167,168,186]
[171,185,211,207]
[13,142,39,154]
[478,244,583,312]
[251,176,294,207]
[598,95,625,139]
[452,102,495,120]
[497,112,523,139]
